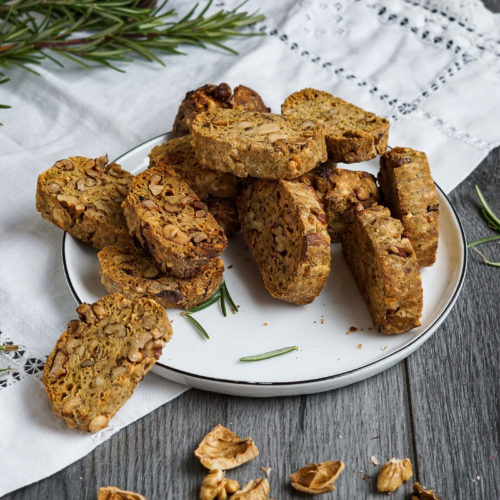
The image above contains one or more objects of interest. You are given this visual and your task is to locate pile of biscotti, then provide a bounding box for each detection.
[35,83,439,431]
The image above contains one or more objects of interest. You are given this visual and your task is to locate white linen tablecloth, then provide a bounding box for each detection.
[1,0,499,496]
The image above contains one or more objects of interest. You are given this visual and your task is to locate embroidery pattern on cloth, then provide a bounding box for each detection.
[0,331,46,389]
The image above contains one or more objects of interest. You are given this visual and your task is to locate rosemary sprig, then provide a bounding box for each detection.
[181,280,238,339]
[0,0,265,118]
[181,312,210,339]
[0,365,12,373]
[468,185,499,267]
[239,346,299,362]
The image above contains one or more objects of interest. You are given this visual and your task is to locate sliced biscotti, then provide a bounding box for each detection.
[123,165,227,278]
[205,196,240,237]
[303,162,380,242]
[43,293,172,432]
[239,179,331,305]
[341,204,423,334]
[191,109,327,179]
[36,155,132,249]
[378,147,439,266]
[148,135,239,200]
[172,82,269,137]
[98,245,224,309]
[282,88,389,163]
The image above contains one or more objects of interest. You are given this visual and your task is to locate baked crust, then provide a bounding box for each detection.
[341,204,423,334]
[191,109,327,179]
[148,136,239,200]
[43,294,172,432]
[282,88,389,163]
[98,244,224,309]
[378,147,439,266]
[123,165,227,278]
[302,162,380,242]
[36,155,132,249]
[172,82,269,137]
[239,179,331,305]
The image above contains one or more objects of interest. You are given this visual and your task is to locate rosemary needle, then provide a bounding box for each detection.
[239,346,298,362]
[187,291,221,313]
[475,185,500,229]
[182,313,210,340]
[467,235,500,248]
[223,282,239,313]
[220,285,227,317]
[0,344,19,352]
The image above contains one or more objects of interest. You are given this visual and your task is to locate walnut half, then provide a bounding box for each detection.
[199,469,239,500]
[290,460,345,494]
[411,482,442,500]
[194,424,259,470]
[230,478,269,499]
[376,458,413,493]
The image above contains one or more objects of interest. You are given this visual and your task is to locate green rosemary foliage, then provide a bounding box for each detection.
[0,0,265,121]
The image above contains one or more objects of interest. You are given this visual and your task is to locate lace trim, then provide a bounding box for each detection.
[0,331,45,390]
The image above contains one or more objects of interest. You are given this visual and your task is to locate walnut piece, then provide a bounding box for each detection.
[199,469,239,500]
[230,478,269,499]
[376,458,413,493]
[194,424,259,470]
[97,485,146,500]
[411,482,442,500]
[290,460,345,494]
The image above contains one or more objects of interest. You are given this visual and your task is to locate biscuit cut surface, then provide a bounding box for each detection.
[341,205,423,334]
[43,294,172,432]
[378,147,439,266]
[172,82,269,137]
[98,245,224,309]
[303,162,380,242]
[282,88,389,163]
[191,109,327,179]
[123,165,227,278]
[36,155,133,249]
[148,136,239,200]
[239,179,331,305]
[97,486,146,500]
[205,196,240,237]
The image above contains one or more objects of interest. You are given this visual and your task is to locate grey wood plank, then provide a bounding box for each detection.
[407,147,500,500]
[6,361,413,499]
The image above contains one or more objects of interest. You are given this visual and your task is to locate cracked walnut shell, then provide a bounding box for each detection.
[290,460,345,494]
[376,458,413,493]
[97,486,146,500]
[230,478,270,499]
[199,469,239,500]
[411,482,442,500]
[194,424,259,470]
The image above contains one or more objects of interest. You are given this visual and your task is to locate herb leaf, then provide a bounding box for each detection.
[187,291,221,313]
[181,312,210,339]
[239,346,298,362]
[220,285,227,317]
[467,235,500,248]
[222,281,238,313]
[475,185,500,230]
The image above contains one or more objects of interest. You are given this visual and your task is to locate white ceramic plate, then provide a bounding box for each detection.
[62,133,467,397]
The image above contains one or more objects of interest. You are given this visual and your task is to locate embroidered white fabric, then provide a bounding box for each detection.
[0,0,498,495]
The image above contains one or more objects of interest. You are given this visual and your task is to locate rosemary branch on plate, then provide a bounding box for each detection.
[468,185,500,267]
[239,346,298,362]
[0,0,265,121]
[181,280,238,339]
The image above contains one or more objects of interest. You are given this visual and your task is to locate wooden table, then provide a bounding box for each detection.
[5,10,500,499]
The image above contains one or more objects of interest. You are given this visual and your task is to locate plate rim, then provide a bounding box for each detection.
[61,134,468,389]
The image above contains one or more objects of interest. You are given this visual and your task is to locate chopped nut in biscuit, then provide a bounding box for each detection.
[376,458,413,493]
[290,460,345,494]
[194,424,259,470]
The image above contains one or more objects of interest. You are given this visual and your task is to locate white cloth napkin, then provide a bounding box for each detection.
[1,0,498,496]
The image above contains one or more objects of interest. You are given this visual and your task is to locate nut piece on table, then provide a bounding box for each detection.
[97,485,146,499]
[199,469,239,500]
[230,478,270,499]
[376,457,413,493]
[411,482,442,500]
[290,460,345,494]
[194,424,259,470]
